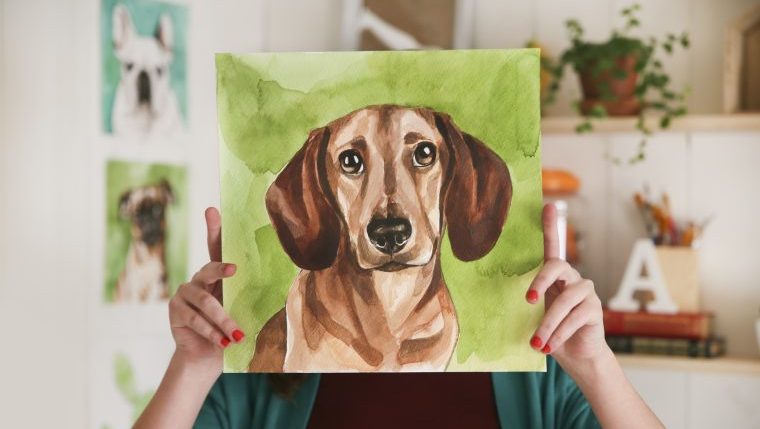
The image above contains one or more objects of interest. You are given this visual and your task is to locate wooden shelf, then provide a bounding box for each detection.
[616,354,760,375]
[541,113,760,134]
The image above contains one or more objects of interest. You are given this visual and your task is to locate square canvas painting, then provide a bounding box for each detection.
[104,160,188,303]
[217,49,544,373]
[101,0,188,137]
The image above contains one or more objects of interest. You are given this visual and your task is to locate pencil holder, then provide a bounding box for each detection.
[656,245,700,312]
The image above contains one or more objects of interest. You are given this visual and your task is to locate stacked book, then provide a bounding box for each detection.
[604,309,726,358]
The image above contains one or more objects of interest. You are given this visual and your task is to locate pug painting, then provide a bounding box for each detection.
[109,3,184,137]
[115,179,175,302]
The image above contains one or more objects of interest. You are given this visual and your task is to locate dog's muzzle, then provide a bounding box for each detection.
[137,70,151,105]
[367,217,411,255]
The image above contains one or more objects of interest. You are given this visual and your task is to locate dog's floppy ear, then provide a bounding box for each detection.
[266,127,341,270]
[155,14,174,52]
[118,189,132,219]
[112,4,134,50]
[158,178,174,204]
[435,112,512,261]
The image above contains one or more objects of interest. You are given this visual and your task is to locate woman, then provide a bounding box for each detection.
[134,204,662,428]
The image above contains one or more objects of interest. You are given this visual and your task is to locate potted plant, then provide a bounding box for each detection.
[546,4,690,163]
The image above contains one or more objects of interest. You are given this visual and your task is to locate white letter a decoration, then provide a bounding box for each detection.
[608,239,678,314]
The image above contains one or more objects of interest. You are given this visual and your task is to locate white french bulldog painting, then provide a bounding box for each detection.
[110,3,184,137]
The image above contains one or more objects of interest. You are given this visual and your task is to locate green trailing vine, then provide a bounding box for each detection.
[546,4,690,163]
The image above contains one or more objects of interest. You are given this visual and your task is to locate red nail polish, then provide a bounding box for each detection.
[232,329,245,342]
[542,344,551,354]
[223,264,236,276]
[220,337,231,348]
[530,335,543,349]
[526,289,539,303]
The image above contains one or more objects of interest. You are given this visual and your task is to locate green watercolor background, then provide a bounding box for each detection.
[104,160,188,302]
[217,49,545,372]
[101,0,188,133]
[100,353,157,429]
[114,353,155,423]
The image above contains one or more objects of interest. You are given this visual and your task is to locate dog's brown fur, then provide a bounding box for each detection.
[115,180,174,302]
[250,105,512,372]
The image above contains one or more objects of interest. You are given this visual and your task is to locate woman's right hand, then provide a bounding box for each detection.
[168,207,244,374]
[134,208,243,428]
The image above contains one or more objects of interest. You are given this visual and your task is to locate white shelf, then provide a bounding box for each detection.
[616,354,760,375]
[541,113,760,134]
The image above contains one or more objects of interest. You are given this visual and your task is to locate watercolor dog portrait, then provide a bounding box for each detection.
[217,49,545,373]
[104,160,188,303]
[101,0,188,137]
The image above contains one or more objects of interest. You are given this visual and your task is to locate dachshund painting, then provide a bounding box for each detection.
[251,105,512,372]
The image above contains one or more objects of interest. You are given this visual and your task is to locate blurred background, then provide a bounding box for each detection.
[1,0,759,427]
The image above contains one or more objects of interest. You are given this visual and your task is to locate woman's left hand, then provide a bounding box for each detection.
[526,203,608,367]
[525,204,664,429]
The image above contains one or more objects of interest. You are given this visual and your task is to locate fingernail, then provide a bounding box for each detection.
[526,289,539,303]
[222,264,236,276]
[541,344,551,354]
[232,329,245,342]
[220,337,231,348]
[530,335,543,349]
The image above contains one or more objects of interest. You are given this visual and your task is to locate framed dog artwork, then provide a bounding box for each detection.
[104,160,188,304]
[217,49,545,373]
[101,0,188,137]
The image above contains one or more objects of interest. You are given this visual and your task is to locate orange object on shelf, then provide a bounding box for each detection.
[542,169,581,196]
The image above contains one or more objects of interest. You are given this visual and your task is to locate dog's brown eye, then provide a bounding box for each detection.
[339,150,364,175]
[125,62,134,72]
[413,142,436,167]
[156,66,164,77]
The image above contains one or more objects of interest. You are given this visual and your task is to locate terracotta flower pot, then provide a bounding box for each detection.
[578,55,641,116]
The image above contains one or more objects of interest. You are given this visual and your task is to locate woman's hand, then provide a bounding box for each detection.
[168,207,244,374]
[524,204,663,428]
[135,208,247,429]
[526,203,607,367]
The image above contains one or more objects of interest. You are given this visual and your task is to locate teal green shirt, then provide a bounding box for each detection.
[194,357,600,429]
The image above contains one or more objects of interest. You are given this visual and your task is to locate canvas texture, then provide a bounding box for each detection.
[217,49,545,373]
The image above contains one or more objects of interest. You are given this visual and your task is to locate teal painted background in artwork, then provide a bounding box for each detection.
[104,160,188,302]
[101,0,188,133]
[217,49,545,372]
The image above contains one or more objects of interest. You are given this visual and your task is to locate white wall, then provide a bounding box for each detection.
[1,1,89,428]
[0,0,265,427]
[1,0,759,428]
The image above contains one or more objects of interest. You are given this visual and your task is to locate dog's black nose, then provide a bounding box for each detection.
[367,218,411,255]
[137,70,151,104]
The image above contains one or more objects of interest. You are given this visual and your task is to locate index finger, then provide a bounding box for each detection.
[205,207,222,262]
[543,203,560,261]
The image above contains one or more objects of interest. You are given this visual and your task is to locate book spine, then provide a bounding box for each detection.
[603,310,711,339]
[606,336,725,358]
